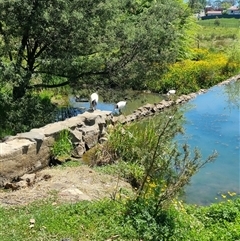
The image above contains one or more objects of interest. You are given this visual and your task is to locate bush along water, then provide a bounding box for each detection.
[148,49,240,94]
[89,106,217,240]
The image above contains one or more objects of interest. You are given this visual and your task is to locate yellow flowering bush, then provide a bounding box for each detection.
[148,48,240,94]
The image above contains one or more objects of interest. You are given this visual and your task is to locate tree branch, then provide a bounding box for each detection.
[34,44,48,59]
[15,31,29,73]
[27,80,70,89]
[34,69,108,79]
[109,42,141,73]
[27,69,109,89]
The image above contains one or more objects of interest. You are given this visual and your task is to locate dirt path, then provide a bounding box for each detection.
[0,165,132,207]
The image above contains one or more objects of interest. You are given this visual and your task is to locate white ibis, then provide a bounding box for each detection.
[115,97,128,114]
[90,89,99,111]
[167,89,176,96]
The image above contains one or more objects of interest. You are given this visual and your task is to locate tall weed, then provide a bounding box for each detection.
[91,107,217,209]
[51,129,73,161]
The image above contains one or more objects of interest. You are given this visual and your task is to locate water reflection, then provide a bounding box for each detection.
[55,106,86,121]
[69,96,116,112]
[55,92,163,121]
[223,80,240,109]
[177,81,240,205]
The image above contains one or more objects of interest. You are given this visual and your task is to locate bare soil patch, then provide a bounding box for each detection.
[0,164,132,207]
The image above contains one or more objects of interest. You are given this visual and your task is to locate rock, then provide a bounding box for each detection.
[41,122,67,138]
[0,135,14,143]
[0,138,50,186]
[99,137,108,144]
[16,180,28,189]
[116,115,126,124]
[72,143,86,158]
[125,115,136,122]
[29,218,35,228]
[69,129,83,143]
[59,187,91,201]
[16,131,44,143]
[20,173,36,186]
[82,126,99,149]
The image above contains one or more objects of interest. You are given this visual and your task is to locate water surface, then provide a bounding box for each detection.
[177,81,240,205]
[68,92,163,116]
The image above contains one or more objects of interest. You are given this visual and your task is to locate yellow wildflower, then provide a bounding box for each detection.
[221,194,226,199]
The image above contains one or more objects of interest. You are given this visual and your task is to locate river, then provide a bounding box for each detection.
[63,82,239,205]
[177,80,240,205]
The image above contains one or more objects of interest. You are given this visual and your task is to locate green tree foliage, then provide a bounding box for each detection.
[212,0,237,8]
[188,0,207,12]
[0,91,57,138]
[0,0,193,99]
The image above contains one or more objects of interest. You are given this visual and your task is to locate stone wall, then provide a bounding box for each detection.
[0,111,111,186]
[0,85,228,186]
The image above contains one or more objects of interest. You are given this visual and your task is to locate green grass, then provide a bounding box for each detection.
[198,18,240,28]
[0,199,135,241]
[195,19,240,51]
[0,197,240,241]
[50,129,73,161]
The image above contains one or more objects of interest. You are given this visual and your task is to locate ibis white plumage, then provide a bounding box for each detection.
[167,89,176,96]
[115,97,128,114]
[90,89,99,111]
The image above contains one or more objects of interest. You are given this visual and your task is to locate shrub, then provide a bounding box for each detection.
[91,107,217,208]
[0,92,57,139]
[148,49,240,94]
[214,18,220,27]
[51,129,73,161]
[125,197,176,241]
[206,203,238,223]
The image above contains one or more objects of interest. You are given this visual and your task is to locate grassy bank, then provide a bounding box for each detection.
[198,18,240,28]
[0,196,239,241]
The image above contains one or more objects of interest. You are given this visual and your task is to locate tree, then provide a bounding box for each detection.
[0,0,193,99]
[213,0,222,8]
[188,0,207,12]
[221,1,232,10]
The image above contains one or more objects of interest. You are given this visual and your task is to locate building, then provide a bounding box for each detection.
[206,11,222,16]
[227,6,240,15]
